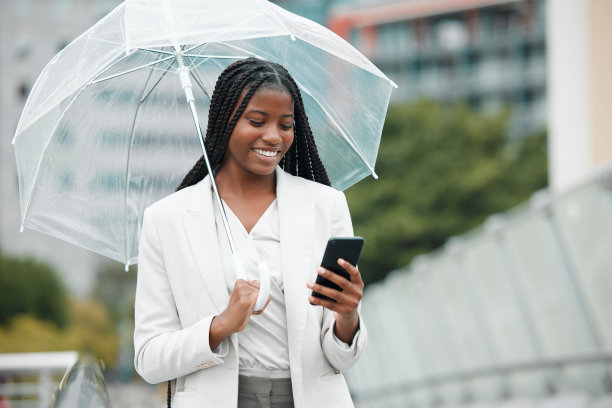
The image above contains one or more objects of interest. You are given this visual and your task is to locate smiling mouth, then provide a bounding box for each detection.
[252,148,280,158]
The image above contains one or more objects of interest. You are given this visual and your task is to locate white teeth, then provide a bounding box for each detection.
[253,148,278,157]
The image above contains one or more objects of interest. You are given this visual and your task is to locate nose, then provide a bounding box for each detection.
[261,125,282,144]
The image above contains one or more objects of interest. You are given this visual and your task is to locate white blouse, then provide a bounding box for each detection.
[212,194,291,378]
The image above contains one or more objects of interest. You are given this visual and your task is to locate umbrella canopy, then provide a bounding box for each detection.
[13,0,396,267]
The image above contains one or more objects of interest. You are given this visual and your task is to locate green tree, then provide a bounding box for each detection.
[0,253,69,327]
[0,254,119,367]
[346,100,547,285]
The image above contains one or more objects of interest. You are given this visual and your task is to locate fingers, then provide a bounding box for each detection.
[307,261,363,316]
[338,258,364,285]
[315,262,364,293]
[308,291,358,315]
[232,279,268,314]
[307,280,340,302]
[316,267,351,292]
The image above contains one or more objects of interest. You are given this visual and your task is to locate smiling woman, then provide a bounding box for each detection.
[222,88,295,180]
[133,58,368,408]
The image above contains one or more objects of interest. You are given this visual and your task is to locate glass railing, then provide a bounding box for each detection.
[53,358,110,408]
[346,165,612,407]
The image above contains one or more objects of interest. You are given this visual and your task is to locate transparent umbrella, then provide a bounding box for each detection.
[12,0,396,309]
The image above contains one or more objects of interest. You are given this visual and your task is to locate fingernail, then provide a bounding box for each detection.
[317,267,326,274]
[338,258,345,265]
[306,282,314,289]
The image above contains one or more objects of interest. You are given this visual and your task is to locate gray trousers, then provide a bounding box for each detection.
[237,375,294,408]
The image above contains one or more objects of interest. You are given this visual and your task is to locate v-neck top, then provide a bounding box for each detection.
[212,191,290,378]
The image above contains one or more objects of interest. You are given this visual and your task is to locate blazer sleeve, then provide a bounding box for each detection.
[133,208,227,384]
[320,190,367,371]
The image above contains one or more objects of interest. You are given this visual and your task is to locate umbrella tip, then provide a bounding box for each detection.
[371,171,379,180]
[19,225,24,233]
[11,137,16,145]
[124,263,130,272]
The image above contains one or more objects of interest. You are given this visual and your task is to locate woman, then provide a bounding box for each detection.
[134,58,367,408]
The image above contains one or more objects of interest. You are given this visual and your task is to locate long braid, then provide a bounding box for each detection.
[279,68,330,185]
[177,57,331,191]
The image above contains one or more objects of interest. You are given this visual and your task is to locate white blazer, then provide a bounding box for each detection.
[134,167,367,408]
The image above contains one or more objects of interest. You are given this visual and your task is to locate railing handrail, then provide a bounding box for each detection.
[53,358,111,408]
[0,351,78,374]
[352,352,612,401]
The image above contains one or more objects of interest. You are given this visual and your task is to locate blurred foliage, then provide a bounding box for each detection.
[0,253,119,368]
[0,253,69,327]
[345,100,548,285]
[0,299,119,369]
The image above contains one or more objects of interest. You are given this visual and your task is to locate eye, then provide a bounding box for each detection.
[248,119,264,126]
[280,124,293,131]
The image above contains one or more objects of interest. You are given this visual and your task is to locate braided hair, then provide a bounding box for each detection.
[176,57,330,191]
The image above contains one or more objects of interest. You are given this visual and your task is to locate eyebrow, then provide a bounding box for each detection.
[246,109,294,118]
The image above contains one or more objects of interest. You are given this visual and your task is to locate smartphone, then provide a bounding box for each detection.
[310,237,364,304]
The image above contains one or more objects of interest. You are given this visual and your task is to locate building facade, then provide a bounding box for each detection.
[328,0,547,137]
[0,0,122,296]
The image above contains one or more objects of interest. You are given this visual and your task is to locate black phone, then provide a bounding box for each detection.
[310,237,364,304]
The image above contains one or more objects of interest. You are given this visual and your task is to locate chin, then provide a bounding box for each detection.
[248,164,278,177]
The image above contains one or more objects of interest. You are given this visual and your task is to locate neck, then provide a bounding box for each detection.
[214,165,277,199]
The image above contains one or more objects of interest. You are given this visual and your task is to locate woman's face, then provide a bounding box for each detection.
[222,87,294,177]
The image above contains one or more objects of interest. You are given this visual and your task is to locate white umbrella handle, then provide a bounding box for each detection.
[255,261,270,311]
[231,253,270,312]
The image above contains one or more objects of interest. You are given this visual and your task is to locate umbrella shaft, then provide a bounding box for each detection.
[186,98,238,255]
[174,50,237,255]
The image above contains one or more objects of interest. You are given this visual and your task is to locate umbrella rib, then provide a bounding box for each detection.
[140,67,171,103]
[183,53,251,59]
[91,44,234,86]
[189,69,211,100]
[294,80,379,180]
[123,63,158,267]
[138,47,175,55]
[214,42,265,60]
[91,53,176,84]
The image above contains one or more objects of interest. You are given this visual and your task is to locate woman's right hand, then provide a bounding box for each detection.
[209,279,270,350]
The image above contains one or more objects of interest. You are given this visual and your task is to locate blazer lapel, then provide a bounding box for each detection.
[183,176,229,313]
[276,168,314,374]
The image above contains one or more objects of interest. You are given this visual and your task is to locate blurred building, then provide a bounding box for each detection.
[328,0,547,137]
[0,0,122,296]
[274,0,334,24]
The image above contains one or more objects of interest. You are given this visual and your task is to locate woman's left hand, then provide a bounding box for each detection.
[306,258,364,344]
